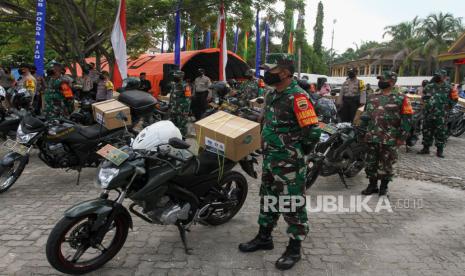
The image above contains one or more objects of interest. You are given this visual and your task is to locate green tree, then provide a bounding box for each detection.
[312,1,324,56]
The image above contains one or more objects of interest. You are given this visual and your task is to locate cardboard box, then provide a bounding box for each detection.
[92,99,132,130]
[249,97,265,110]
[158,93,170,102]
[194,111,261,162]
[458,98,465,108]
[353,105,365,126]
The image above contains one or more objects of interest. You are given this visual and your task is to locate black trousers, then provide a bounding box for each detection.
[192,91,208,121]
[338,96,360,123]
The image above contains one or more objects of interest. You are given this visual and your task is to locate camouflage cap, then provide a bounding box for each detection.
[260,55,295,74]
[377,71,398,82]
[433,69,447,77]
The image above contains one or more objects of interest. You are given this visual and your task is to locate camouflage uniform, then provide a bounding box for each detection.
[170,79,191,136]
[363,83,413,181]
[259,80,321,241]
[421,82,458,150]
[44,76,73,119]
[237,79,259,103]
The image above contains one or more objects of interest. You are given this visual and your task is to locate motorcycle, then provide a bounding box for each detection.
[0,87,32,140]
[306,121,367,189]
[45,121,258,274]
[447,104,465,137]
[70,97,96,126]
[0,91,156,193]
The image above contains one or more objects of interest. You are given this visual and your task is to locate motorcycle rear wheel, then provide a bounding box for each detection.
[46,214,129,275]
[451,120,465,137]
[0,157,27,193]
[205,171,248,226]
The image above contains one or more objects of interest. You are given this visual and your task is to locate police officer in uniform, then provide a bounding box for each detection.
[336,68,366,123]
[361,71,413,196]
[238,58,321,270]
[169,70,191,137]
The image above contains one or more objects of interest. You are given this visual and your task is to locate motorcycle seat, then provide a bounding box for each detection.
[77,124,115,139]
[195,150,235,175]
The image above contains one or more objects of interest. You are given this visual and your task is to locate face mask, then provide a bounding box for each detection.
[432,75,441,83]
[264,71,282,86]
[99,75,105,80]
[378,81,390,90]
[348,72,356,79]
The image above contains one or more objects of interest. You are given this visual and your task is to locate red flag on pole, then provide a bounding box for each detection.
[111,0,127,89]
[218,3,227,81]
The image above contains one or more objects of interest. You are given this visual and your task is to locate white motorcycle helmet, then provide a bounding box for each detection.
[132,120,182,151]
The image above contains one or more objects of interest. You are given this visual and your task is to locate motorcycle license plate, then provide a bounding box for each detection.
[3,139,29,156]
[97,144,129,166]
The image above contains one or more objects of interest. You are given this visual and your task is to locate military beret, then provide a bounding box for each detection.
[377,71,398,82]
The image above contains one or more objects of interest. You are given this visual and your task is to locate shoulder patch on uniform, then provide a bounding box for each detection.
[293,93,318,127]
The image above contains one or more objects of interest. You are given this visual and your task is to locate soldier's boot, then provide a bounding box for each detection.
[436,148,445,158]
[361,178,379,195]
[379,179,390,196]
[275,239,302,270]
[417,147,430,155]
[238,226,274,252]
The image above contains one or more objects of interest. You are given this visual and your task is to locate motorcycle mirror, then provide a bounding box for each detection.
[168,137,190,150]
[116,111,128,122]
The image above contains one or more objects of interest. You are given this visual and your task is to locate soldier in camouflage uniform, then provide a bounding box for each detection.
[418,69,458,158]
[169,70,191,137]
[239,58,321,270]
[361,71,413,196]
[236,69,259,105]
[44,63,74,119]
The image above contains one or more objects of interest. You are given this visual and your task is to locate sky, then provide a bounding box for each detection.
[275,0,465,54]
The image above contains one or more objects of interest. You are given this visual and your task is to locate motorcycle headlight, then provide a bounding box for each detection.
[320,133,330,142]
[97,167,120,189]
[16,125,38,144]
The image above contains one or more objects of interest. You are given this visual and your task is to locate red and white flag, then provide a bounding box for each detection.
[111,0,127,89]
[218,3,227,81]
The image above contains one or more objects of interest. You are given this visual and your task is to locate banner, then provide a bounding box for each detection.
[264,22,269,57]
[205,29,211,49]
[218,3,227,81]
[255,9,261,78]
[111,0,127,89]
[243,31,249,61]
[34,0,47,77]
[233,26,239,53]
[288,13,294,55]
[174,5,181,66]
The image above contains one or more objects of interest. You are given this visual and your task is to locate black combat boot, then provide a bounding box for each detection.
[379,179,390,196]
[361,178,379,195]
[417,146,430,155]
[436,148,445,158]
[275,239,302,270]
[238,226,274,252]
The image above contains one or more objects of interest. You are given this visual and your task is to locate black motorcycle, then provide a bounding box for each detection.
[70,97,95,126]
[306,122,367,189]
[0,87,33,140]
[45,138,257,274]
[0,114,132,193]
[447,104,465,137]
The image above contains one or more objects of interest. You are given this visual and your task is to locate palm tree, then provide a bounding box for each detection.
[416,12,464,73]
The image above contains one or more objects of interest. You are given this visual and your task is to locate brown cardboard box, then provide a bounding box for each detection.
[249,97,265,110]
[458,98,465,108]
[92,99,132,130]
[353,105,365,126]
[158,93,170,102]
[194,111,261,162]
[407,94,422,103]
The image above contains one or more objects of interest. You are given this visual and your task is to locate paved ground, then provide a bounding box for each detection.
[1,142,465,276]
[398,135,465,188]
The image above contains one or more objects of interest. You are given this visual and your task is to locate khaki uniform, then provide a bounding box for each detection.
[336,78,366,123]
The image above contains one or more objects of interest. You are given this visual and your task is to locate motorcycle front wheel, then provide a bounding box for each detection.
[0,156,28,193]
[205,171,248,226]
[451,120,465,137]
[46,214,129,275]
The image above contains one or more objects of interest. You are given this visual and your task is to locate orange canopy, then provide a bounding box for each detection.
[75,48,250,97]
